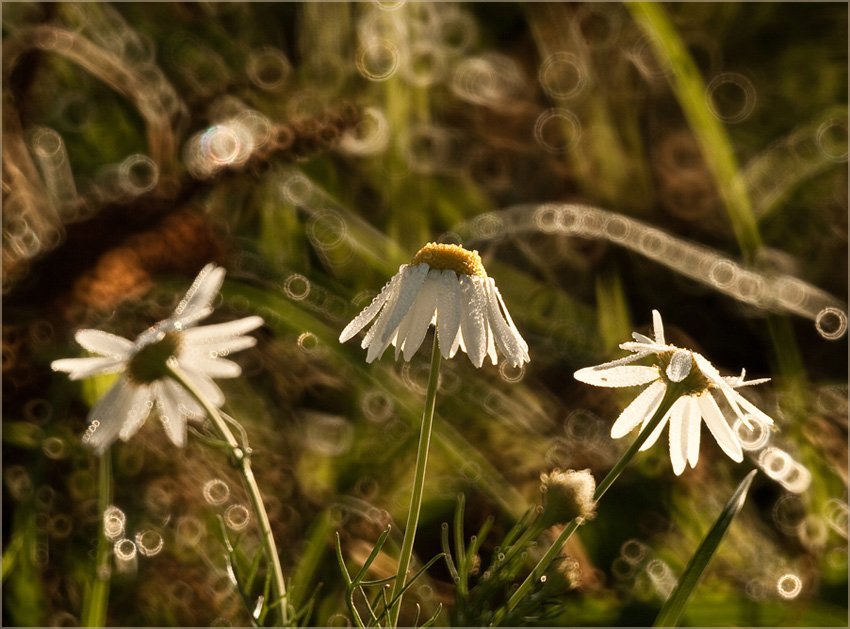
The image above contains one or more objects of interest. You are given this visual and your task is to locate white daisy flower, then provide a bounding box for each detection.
[339,242,529,367]
[51,264,263,455]
[574,310,774,475]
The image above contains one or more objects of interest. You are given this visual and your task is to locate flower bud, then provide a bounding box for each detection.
[538,468,596,528]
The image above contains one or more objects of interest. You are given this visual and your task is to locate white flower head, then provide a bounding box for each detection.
[574,310,774,475]
[51,263,263,455]
[339,242,529,367]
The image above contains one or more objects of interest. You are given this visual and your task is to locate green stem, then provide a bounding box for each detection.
[81,451,112,627]
[387,334,442,628]
[494,384,685,625]
[166,361,289,627]
[594,383,683,501]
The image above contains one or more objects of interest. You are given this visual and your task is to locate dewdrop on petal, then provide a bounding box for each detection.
[538,468,597,528]
[339,242,529,367]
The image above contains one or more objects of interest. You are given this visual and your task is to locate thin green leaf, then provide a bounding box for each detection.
[654,470,759,627]
[420,603,444,628]
[352,527,392,584]
[385,553,445,609]
[453,493,467,594]
[335,533,354,586]
[441,523,460,587]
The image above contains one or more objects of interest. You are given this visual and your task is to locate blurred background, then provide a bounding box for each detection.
[2,2,847,626]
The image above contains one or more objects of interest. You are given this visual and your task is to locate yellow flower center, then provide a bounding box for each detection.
[410,242,486,277]
[127,331,182,384]
[657,350,710,395]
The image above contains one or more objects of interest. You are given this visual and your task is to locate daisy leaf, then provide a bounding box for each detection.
[653,469,758,627]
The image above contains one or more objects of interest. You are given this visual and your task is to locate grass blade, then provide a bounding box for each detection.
[654,470,758,627]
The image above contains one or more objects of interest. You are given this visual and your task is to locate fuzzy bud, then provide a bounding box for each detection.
[538,468,596,528]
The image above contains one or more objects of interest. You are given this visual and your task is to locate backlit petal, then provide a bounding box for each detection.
[610,380,666,439]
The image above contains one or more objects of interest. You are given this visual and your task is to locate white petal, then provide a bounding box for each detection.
[183,316,264,343]
[667,398,690,475]
[436,271,462,360]
[730,390,776,426]
[582,351,652,371]
[173,264,225,325]
[378,264,430,345]
[484,277,529,367]
[459,275,488,367]
[620,340,671,354]
[51,356,126,380]
[189,335,257,356]
[75,330,134,357]
[639,407,670,451]
[692,352,750,426]
[610,380,666,439]
[83,376,136,455]
[156,379,189,447]
[398,270,439,361]
[697,393,744,462]
[339,268,404,342]
[683,396,702,468]
[362,271,406,349]
[666,349,693,383]
[117,384,155,441]
[185,354,243,378]
[574,364,659,388]
[632,332,654,344]
[652,310,665,345]
[180,368,225,408]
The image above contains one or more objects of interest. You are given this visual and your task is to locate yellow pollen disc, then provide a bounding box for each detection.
[410,242,486,277]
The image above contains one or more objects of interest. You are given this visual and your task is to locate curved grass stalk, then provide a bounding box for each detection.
[166,361,288,627]
[627,2,762,258]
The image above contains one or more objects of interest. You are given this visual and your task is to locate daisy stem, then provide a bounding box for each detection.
[593,383,685,502]
[494,384,685,625]
[387,334,442,628]
[166,361,288,627]
[81,451,111,628]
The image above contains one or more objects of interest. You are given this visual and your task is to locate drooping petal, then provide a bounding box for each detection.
[156,379,189,448]
[692,352,750,428]
[180,367,226,407]
[574,364,659,388]
[729,390,776,427]
[172,264,226,326]
[51,356,126,381]
[339,267,405,342]
[484,277,529,367]
[459,274,488,367]
[436,270,462,359]
[397,270,439,361]
[667,398,688,475]
[682,396,702,468]
[362,269,406,349]
[83,376,136,455]
[639,405,671,451]
[75,330,134,358]
[377,263,430,346]
[117,384,154,441]
[696,393,744,462]
[610,380,666,439]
